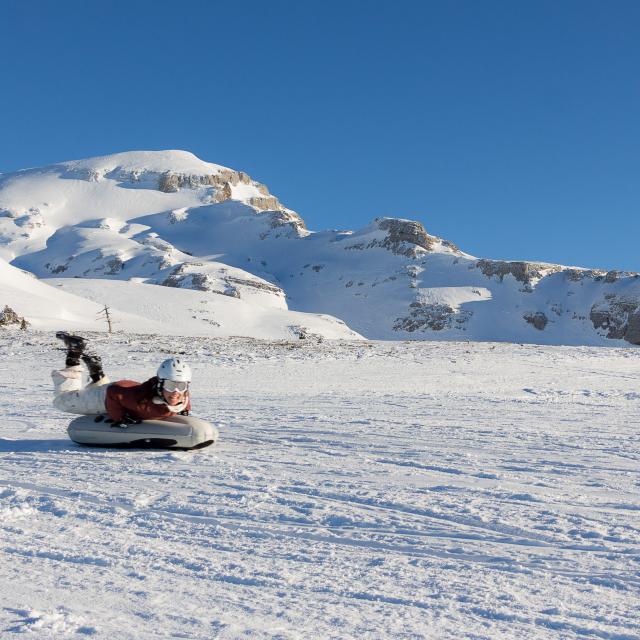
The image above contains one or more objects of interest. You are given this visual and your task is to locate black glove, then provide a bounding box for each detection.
[105,413,141,428]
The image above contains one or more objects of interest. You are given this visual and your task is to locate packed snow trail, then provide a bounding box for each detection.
[0,332,639,639]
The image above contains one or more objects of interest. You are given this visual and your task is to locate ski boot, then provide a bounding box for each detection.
[82,352,105,383]
[56,331,87,367]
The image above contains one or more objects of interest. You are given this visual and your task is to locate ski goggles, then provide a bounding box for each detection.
[163,380,189,392]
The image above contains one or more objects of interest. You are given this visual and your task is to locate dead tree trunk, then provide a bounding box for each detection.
[97,305,114,333]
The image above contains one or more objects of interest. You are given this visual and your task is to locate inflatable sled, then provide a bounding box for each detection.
[67,414,218,450]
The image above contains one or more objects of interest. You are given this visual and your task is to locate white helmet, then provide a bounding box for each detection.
[157,357,192,382]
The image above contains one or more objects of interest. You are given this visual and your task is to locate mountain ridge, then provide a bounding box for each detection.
[1,149,639,345]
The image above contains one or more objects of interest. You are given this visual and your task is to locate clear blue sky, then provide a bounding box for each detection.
[1,0,639,270]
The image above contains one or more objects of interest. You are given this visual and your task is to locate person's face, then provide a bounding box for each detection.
[162,380,189,405]
[162,388,185,405]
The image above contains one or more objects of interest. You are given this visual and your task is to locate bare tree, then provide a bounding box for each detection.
[97,305,115,333]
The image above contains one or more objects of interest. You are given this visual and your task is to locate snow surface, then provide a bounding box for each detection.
[1,331,639,639]
[44,278,361,340]
[0,258,156,332]
[0,253,360,340]
[57,150,230,176]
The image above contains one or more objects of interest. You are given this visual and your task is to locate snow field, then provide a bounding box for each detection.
[0,332,639,639]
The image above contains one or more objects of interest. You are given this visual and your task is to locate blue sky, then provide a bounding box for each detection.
[1,0,639,270]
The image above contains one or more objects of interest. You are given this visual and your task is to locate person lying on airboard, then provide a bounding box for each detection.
[52,332,191,427]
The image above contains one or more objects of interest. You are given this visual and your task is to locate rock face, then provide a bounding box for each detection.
[0,305,28,329]
[624,311,640,344]
[477,260,562,285]
[264,210,306,233]
[394,302,472,332]
[524,312,549,331]
[564,268,606,282]
[590,295,640,344]
[157,168,288,214]
[159,262,285,304]
[376,218,437,256]
[0,305,21,326]
[340,218,461,258]
[374,218,462,257]
[158,169,250,193]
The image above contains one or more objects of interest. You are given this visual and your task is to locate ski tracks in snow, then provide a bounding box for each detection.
[0,333,639,638]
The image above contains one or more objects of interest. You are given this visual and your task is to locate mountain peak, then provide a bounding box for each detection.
[58,149,230,177]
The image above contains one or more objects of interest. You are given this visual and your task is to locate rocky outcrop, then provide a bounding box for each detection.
[267,209,305,230]
[157,169,251,193]
[224,275,284,296]
[104,257,124,275]
[0,305,28,329]
[477,260,562,285]
[624,311,640,344]
[564,268,606,282]
[376,218,437,257]
[161,264,284,300]
[158,173,181,193]
[210,182,232,204]
[590,295,640,343]
[248,196,281,211]
[157,169,287,212]
[90,251,125,275]
[210,169,252,187]
[524,312,549,331]
[257,210,307,240]
[343,218,458,258]
[162,269,237,297]
[393,302,472,332]
[0,305,21,326]
[44,258,72,274]
[604,270,638,283]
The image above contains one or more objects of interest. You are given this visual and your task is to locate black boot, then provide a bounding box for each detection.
[56,331,86,367]
[82,353,105,383]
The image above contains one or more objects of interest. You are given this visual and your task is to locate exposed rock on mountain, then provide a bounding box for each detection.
[160,262,285,303]
[394,302,472,332]
[375,218,437,256]
[624,312,640,345]
[262,209,306,234]
[476,260,562,285]
[0,305,21,326]
[157,167,286,212]
[338,218,460,258]
[524,311,549,331]
[590,295,640,344]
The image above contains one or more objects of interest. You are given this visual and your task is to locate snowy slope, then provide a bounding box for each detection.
[44,278,360,340]
[0,256,359,340]
[0,257,146,331]
[1,333,639,638]
[2,150,640,345]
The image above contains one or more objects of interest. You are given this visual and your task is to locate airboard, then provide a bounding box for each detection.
[68,414,218,450]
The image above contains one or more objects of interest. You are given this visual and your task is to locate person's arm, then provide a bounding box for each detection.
[105,386,126,422]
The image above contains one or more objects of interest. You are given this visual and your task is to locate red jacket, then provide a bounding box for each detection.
[105,377,191,422]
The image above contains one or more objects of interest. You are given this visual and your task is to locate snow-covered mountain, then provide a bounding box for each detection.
[0,255,357,340]
[2,149,639,344]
